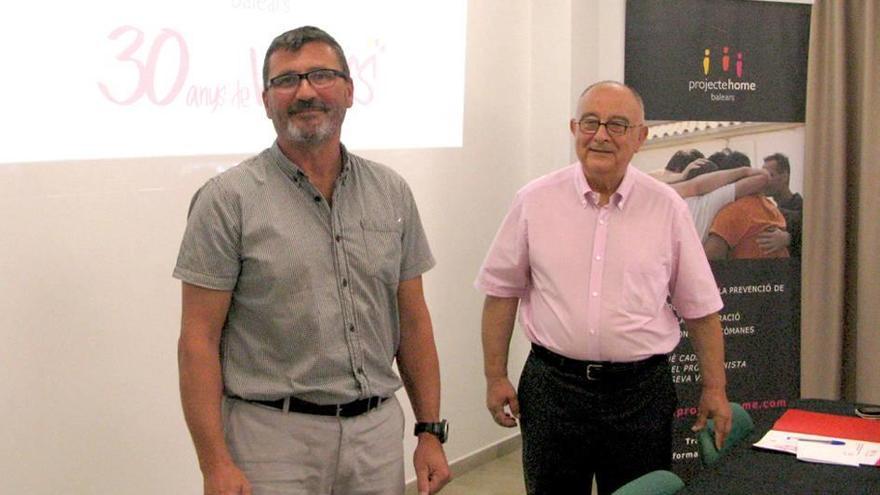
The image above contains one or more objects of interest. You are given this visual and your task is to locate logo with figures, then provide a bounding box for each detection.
[703,46,744,77]
[689,45,757,103]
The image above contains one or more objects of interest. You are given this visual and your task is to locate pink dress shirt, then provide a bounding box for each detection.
[476,163,723,362]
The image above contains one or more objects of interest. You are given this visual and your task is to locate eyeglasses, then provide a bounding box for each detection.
[267,69,348,90]
[576,118,642,136]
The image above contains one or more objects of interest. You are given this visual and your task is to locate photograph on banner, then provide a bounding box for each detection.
[632,122,804,264]
[631,123,803,478]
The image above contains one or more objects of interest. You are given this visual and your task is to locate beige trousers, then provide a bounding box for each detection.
[224,396,405,495]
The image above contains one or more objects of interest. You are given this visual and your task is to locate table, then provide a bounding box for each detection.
[678,399,880,494]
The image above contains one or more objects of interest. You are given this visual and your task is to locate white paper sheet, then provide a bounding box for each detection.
[753,430,880,467]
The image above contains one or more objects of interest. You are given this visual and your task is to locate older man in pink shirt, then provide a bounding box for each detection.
[476,81,732,495]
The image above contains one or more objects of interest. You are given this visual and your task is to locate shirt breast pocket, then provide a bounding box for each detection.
[622,263,670,318]
[361,219,403,286]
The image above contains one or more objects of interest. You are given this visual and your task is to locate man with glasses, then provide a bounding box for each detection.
[175,26,449,495]
[476,81,731,494]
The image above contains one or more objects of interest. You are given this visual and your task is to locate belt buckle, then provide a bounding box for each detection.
[586,364,602,381]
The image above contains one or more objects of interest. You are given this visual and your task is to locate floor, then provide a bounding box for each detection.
[438,448,526,495]
[422,448,598,495]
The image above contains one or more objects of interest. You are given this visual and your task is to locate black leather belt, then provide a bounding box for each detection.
[531,344,667,381]
[233,395,388,417]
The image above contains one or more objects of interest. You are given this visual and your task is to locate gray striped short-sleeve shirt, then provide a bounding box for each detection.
[173,143,435,404]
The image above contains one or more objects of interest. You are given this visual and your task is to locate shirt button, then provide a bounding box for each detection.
[349,324,355,332]
[342,279,348,287]
[590,329,596,334]
[335,235,342,242]
[595,255,602,261]
[592,291,599,297]
[313,196,321,202]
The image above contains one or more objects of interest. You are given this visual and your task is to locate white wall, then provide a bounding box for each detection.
[387,0,533,479]
[0,1,632,493]
[529,1,627,178]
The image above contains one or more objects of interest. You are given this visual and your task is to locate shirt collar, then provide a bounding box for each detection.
[573,163,634,210]
[269,141,352,184]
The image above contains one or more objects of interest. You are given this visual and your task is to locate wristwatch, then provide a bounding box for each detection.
[414,420,449,444]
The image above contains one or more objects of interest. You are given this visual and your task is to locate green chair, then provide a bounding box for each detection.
[611,470,685,495]
[697,401,754,466]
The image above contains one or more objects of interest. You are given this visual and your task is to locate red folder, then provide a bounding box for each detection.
[773,409,880,443]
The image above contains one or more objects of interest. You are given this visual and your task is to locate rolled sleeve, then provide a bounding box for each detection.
[172,178,241,290]
[398,183,436,281]
[669,205,723,318]
[475,194,530,298]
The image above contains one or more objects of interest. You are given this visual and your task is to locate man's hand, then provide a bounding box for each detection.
[756,227,790,255]
[681,158,710,178]
[684,312,730,450]
[486,376,519,427]
[414,434,451,495]
[691,387,732,450]
[203,461,252,495]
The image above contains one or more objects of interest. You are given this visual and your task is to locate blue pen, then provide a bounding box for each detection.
[787,436,846,445]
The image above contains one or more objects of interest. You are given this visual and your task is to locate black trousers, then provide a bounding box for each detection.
[518,349,677,495]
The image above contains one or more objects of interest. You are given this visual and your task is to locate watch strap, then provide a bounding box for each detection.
[414,420,448,443]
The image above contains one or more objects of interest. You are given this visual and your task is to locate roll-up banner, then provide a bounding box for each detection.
[625,0,810,480]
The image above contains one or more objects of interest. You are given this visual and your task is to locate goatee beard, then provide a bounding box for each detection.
[287,118,333,147]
